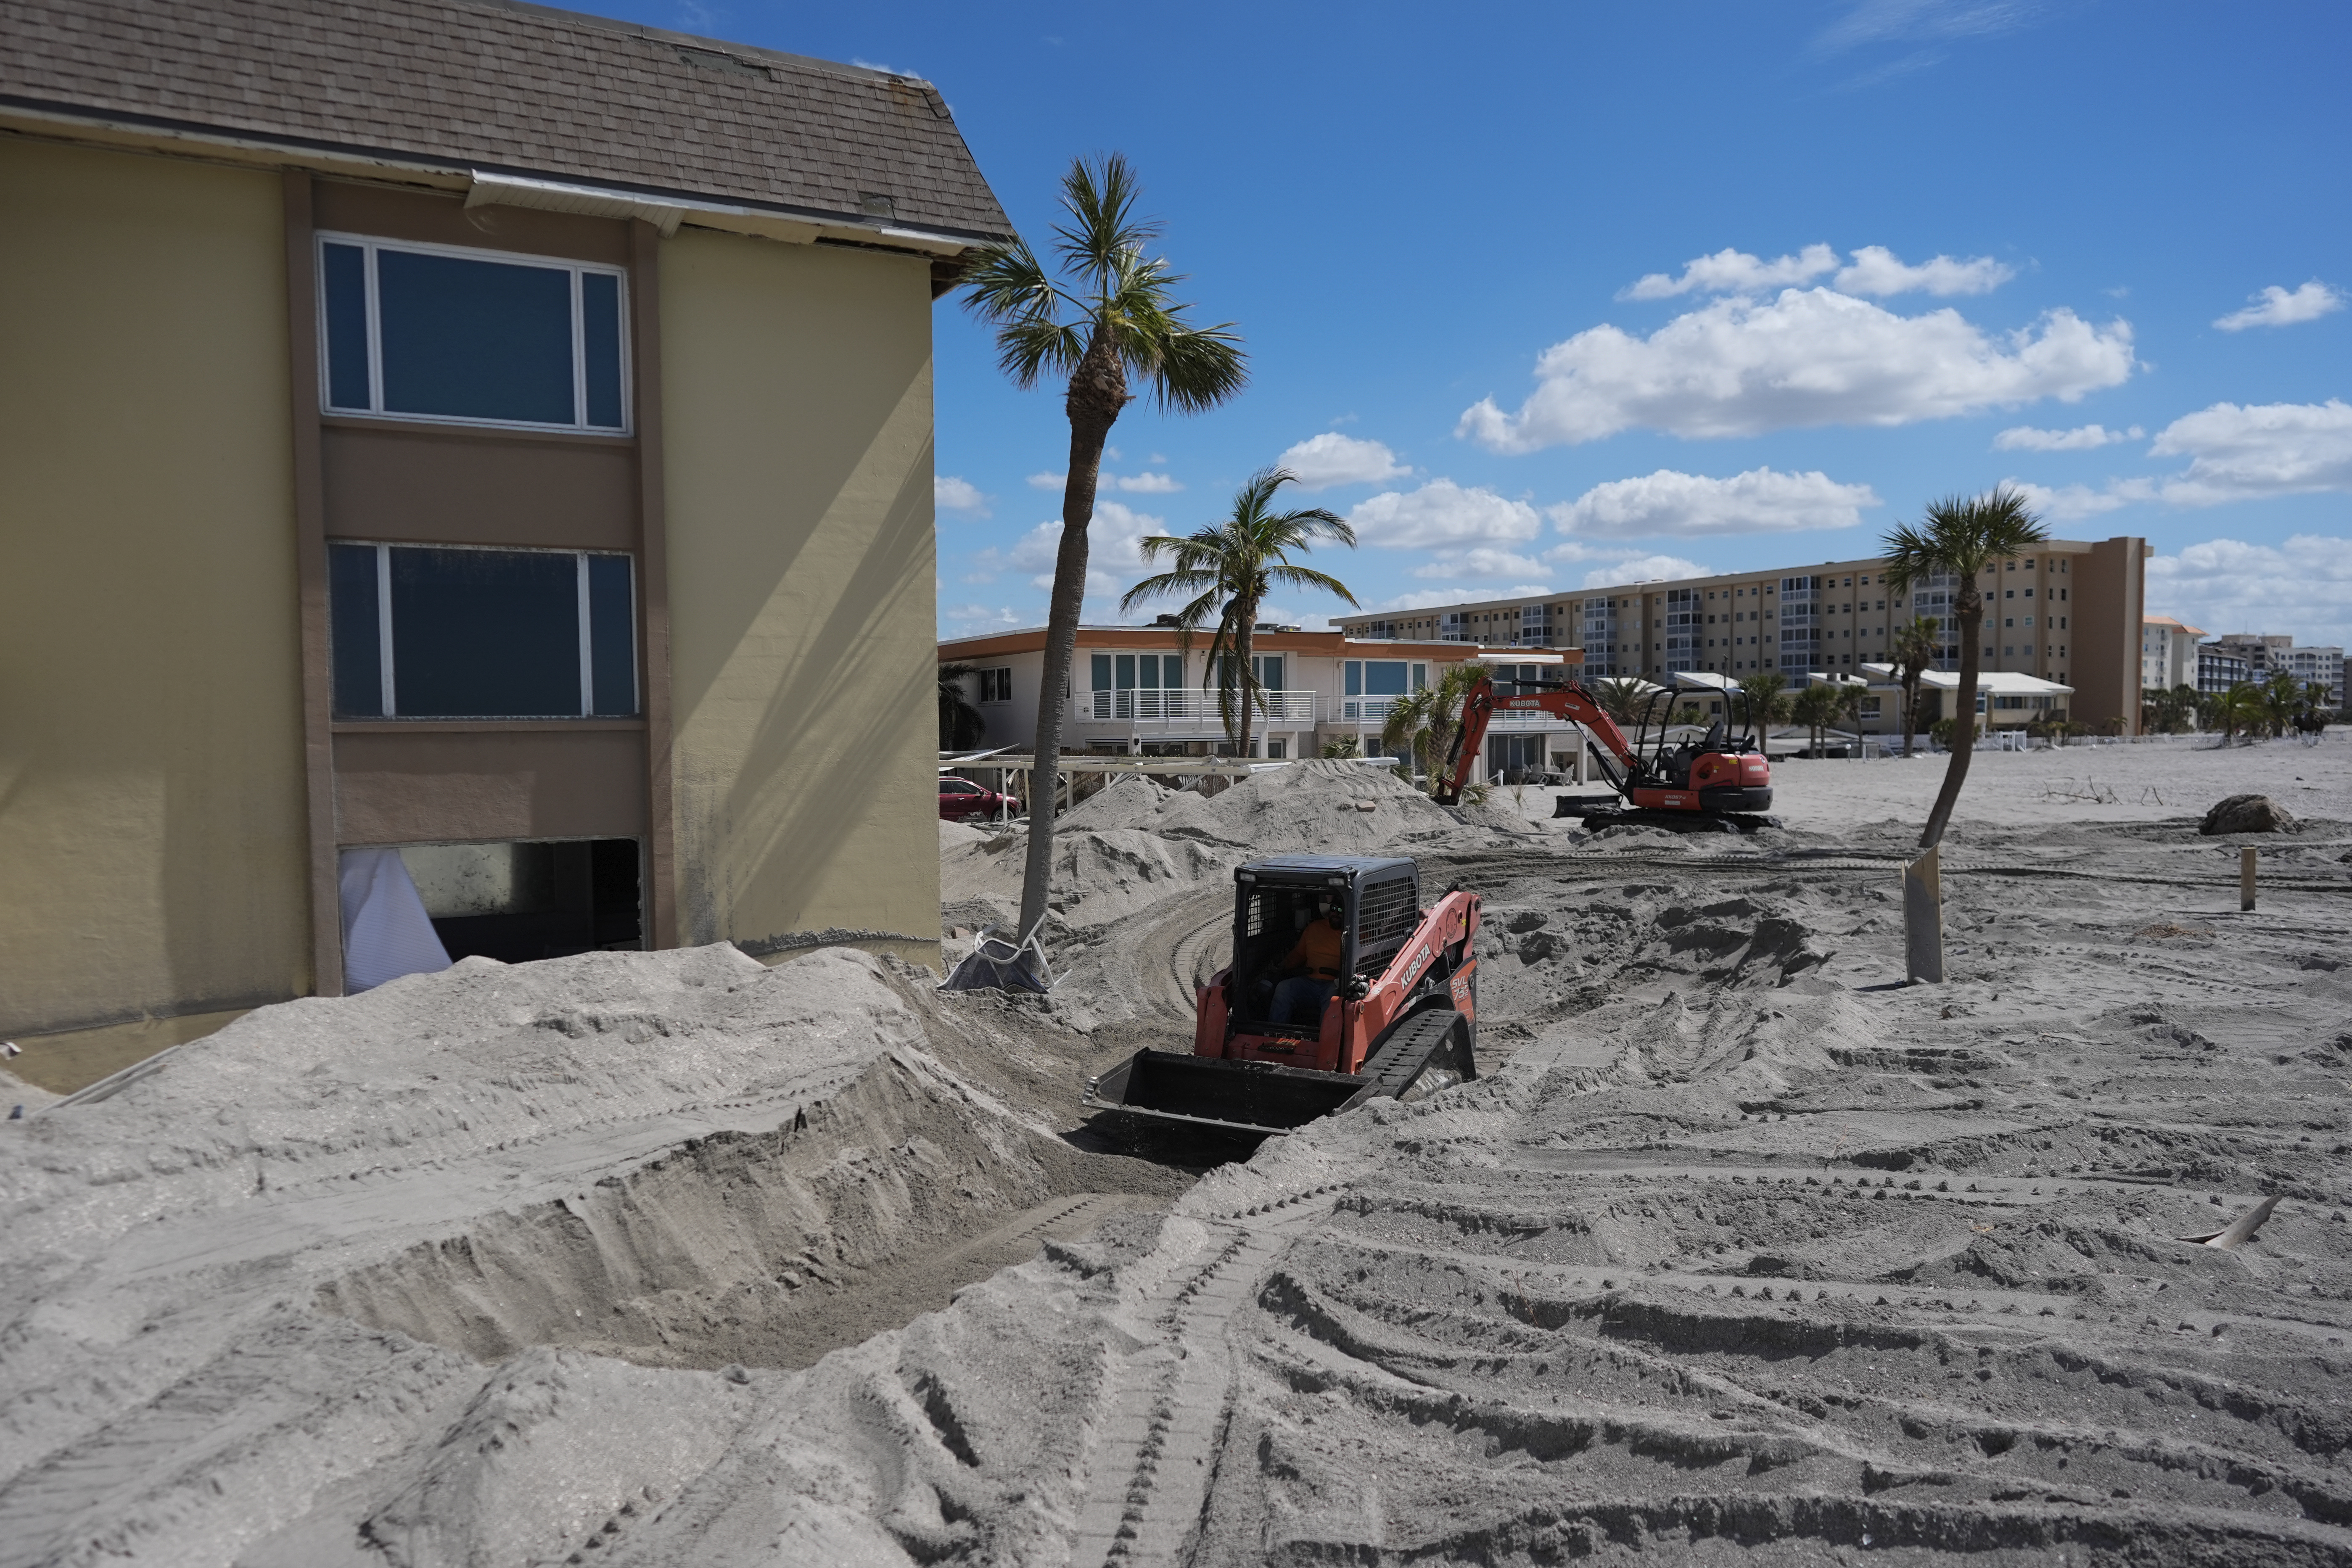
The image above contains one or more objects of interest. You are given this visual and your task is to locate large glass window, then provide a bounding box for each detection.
[318,235,629,433]
[330,543,637,718]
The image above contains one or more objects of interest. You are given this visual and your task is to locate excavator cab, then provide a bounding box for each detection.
[1083,855,1480,1140]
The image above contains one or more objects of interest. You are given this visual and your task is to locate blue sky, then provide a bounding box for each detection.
[587,0,2348,647]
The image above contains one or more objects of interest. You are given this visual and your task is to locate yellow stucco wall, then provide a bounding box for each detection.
[660,228,940,961]
[0,138,310,1040]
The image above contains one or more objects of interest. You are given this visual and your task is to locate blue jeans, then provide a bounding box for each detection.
[1273,975,1335,1027]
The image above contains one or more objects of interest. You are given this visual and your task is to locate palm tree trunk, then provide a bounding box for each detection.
[1920,585,1982,849]
[1015,333,1126,944]
[1233,601,1257,760]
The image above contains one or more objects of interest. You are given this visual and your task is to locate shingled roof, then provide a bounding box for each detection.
[0,0,1012,242]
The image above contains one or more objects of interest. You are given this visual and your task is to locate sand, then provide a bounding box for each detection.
[6,742,2352,1564]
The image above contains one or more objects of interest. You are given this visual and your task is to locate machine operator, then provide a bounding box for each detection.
[1272,896,1345,1026]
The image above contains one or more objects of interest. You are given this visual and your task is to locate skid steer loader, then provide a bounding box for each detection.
[1082,855,1479,1139]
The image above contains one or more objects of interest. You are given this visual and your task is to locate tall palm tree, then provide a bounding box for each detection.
[937,662,986,750]
[1881,486,2049,848]
[1831,678,1869,754]
[1382,661,1487,798]
[1120,467,1356,758]
[1890,615,1942,757]
[959,153,1247,943]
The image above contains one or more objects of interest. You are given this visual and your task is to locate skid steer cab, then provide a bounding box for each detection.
[1082,855,1480,1140]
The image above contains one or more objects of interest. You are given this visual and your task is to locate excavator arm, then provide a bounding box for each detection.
[1433,676,1640,805]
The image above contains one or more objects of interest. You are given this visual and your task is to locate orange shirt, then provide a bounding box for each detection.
[1285,918,1345,975]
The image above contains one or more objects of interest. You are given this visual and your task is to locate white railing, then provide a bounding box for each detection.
[1084,689,1318,723]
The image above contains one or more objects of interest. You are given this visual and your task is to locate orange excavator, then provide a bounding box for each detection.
[1083,855,1481,1140]
[1438,670,1778,832]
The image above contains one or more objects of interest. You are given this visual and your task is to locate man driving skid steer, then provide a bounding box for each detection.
[1271,895,1346,1026]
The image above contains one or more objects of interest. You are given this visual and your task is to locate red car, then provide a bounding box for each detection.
[939,776,1022,821]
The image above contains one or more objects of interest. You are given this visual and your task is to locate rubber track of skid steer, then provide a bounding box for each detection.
[1357,1006,1465,1101]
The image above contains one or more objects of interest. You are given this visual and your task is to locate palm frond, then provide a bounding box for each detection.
[958,237,1065,327]
[1264,564,1361,606]
[1053,152,1160,294]
[991,317,1086,388]
[1118,566,1218,615]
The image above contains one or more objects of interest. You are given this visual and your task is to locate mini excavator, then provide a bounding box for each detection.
[1083,855,1481,1140]
[1438,669,1777,832]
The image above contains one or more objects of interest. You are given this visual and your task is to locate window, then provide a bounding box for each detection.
[330,543,637,718]
[320,234,629,433]
[977,667,1013,703]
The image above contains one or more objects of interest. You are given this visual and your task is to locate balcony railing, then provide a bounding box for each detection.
[1084,689,1319,723]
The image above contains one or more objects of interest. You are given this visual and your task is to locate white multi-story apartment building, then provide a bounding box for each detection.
[2141,616,2206,694]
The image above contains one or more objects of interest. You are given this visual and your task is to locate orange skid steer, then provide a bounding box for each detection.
[1083,855,1479,1139]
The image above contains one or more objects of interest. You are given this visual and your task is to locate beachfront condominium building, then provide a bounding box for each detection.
[2142,616,2207,694]
[2197,645,2255,694]
[938,626,1588,783]
[1334,534,2152,732]
[2,0,1011,1087]
[2282,646,2347,707]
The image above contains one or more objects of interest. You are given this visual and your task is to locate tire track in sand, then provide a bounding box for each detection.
[1064,1184,1350,1568]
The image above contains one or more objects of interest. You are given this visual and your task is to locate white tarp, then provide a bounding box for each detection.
[338,847,452,993]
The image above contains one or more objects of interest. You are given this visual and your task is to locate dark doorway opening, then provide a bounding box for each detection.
[406,839,642,964]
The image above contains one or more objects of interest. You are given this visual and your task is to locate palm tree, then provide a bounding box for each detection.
[1120,468,1356,758]
[1382,661,1487,798]
[1589,676,1653,725]
[959,153,1247,943]
[2260,670,2302,738]
[1791,683,1839,757]
[1890,615,1942,756]
[937,662,986,750]
[1831,678,1869,754]
[1738,671,1793,730]
[2216,680,2265,742]
[1880,486,2050,848]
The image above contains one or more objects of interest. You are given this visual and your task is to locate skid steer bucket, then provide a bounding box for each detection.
[1082,1050,1369,1138]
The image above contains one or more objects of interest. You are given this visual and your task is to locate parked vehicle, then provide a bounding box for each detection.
[939,776,1022,821]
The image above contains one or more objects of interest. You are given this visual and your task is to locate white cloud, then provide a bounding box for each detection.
[1008,501,1174,582]
[1459,290,2135,450]
[934,475,989,515]
[2214,280,2344,332]
[1347,479,1543,549]
[1622,245,1839,301]
[1577,554,1710,590]
[1276,432,1411,489]
[1993,422,2142,451]
[1550,466,1879,539]
[1409,547,1549,581]
[1833,245,2013,297]
[2147,399,2352,504]
[1816,0,2041,52]
[2147,535,2352,650]
[1028,469,1181,493]
[2002,479,2137,522]
[940,602,1023,634]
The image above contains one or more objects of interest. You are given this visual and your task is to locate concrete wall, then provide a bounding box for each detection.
[2074,539,2147,733]
[661,229,939,964]
[0,138,310,1038]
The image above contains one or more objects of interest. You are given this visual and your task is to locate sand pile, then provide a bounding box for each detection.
[0,944,1182,1567]
[943,761,1527,942]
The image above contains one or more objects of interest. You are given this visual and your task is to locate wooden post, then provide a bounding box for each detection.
[2241,846,2257,912]
[1904,847,1944,985]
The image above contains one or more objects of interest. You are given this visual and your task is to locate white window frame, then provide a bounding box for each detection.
[343,540,636,719]
[316,232,633,436]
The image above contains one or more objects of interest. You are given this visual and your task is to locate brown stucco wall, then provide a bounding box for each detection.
[2073,537,2148,734]
[0,137,311,1037]
[659,228,940,965]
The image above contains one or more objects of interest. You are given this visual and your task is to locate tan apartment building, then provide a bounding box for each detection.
[1337,534,2151,733]
[1,0,1011,1087]
[939,626,1588,780]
